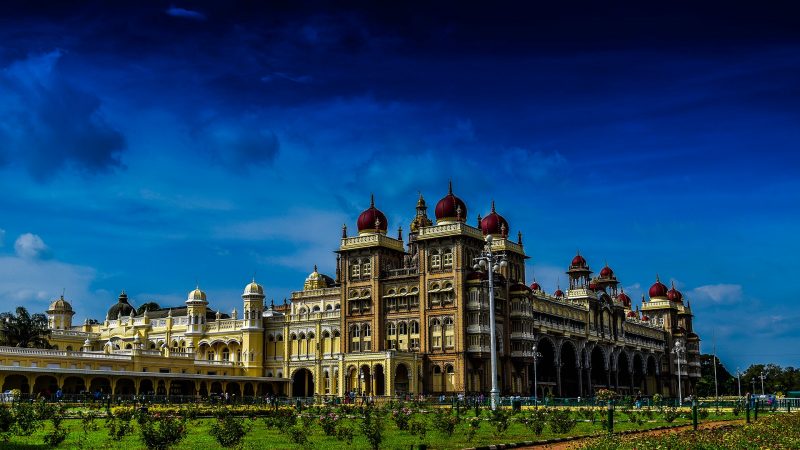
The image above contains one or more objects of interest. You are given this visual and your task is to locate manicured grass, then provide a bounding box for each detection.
[2,406,764,450]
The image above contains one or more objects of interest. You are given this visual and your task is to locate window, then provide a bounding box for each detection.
[430,252,441,270]
[443,251,453,267]
[387,322,396,335]
[363,259,372,276]
[410,321,420,334]
[351,263,360,278]
[398,322,407,335]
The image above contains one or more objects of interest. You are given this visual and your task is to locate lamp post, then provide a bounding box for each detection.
[672,340,685,404]
[736,367,742,399]
[759,371,766,396]
[532,343,542,407]
[473,234,507,410]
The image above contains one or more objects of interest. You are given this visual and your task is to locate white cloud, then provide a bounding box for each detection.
[0,256,102,316]
[14,233,51,259]
[688,284,743,304]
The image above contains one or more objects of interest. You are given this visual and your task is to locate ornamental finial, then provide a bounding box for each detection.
[517,230,523,245]
[370,193,375,207]
[313,264,318,272]
[491,200,496,213]
[342,223,347,238]
[477,213,482,228]
[448,179,453,195]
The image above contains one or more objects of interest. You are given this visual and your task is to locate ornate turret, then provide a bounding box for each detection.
[47,294,75,330]
[242,278,265,329]
[185,285,207,335]
[410,193,433,232]
[356,194,388,235]
[480,201,509,237]
[434,181,468,225]
[107,291,135,320]
[566,251,592,289]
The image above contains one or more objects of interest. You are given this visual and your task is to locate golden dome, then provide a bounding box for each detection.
[48,295,73,313]
[187,287,207,302]
[304,265,333,291]
[243,280,264,296]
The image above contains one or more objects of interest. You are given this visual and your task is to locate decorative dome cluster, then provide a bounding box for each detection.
[648,276,669,298]
[599,264,614,278]
[108,291,136,318]
[243,280,264,296]
[570,253,588,268]
[434,181,468,224]
[48,295,73,313]
[303,265,335,290]
[187,287,207,303]
[616,290,632,307]
[667,282,683,303]
[357,195,388,235]
[481,201,509,237]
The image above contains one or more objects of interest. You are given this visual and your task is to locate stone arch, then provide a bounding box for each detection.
[33,375,58,396]
[530,336,557,397]
[632,352,645,394]
[63,376,85,394]
[590,345,608,391]
[374,364,385,395]
[559,340,581,397]
[292,368,314,398]
[394,363,410,395]
[89,377,112,395]
[617,351,632,392]
[115,378,136,396]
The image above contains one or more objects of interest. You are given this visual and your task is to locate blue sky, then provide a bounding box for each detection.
[0,1,799,370]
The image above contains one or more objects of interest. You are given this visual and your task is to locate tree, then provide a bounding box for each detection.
[136,302,161,316]
[0,306,52,348]
[696,354,735,397]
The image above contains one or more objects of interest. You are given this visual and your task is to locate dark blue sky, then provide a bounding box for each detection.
[1,1,799,370]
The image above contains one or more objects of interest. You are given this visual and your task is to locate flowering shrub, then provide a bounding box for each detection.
[546,407,577,434]
[463,416,481,442]
[391,405,413,431]
[318,410,340,436]
[360,407,384,450]
[517,408,546,435]
[488,408,511,437]
[138,413,187,450]
[432,409,461,437]
[595,389,617,402]
[263,408,296,429]
[661,406,679,423]
[106,407,135,439]
[209,408,252,448]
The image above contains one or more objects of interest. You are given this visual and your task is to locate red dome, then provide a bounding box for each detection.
[529,281,541,291]
[667,283,683,302]
[641,315,650,321]
[570,253,587,268]
[599,265,613,278]
[588,281,599,291]
[626,310,637,318]
[357,195,388,234]
[481,201,509,237]
[648,277,668,298]
[434,181,468,223]
[554,289,564,298]
[616,291,631,306]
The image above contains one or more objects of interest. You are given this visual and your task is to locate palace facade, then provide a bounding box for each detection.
[0,185,702,400]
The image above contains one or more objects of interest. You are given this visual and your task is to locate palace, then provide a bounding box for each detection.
[0,184,702,400]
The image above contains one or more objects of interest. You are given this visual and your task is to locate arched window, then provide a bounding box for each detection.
[387,322,396,335]
[398,321,407,335]
[352,325,361,337]
[362,258,372,276]
[363,324,371,337]
[430,250,441,270]
[351,262,360,278]
[410,320,420,334]
[326,304,333,311]
[443,249,453,268]
[313,305,321,312]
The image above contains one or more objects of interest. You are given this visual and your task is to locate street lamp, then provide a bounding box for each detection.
[532,343,542,407]
[473,234,507,410]
[759,371,766,396]
[672,340,685,404]
[736,367,742,399]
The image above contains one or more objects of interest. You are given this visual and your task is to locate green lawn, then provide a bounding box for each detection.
[1,407,760,450]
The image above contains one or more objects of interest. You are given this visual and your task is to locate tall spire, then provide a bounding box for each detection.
[448,179,453,195]
[491,200,496,213]
[370,193,375,208]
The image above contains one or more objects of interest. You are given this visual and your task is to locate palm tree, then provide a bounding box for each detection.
[0,306,52,348]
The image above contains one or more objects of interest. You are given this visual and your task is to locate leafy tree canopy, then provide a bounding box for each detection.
[0,306,52,348]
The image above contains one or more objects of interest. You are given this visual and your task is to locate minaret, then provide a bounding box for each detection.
[241,278,266,376]
[185,286,208,335]
[242,279,265,329]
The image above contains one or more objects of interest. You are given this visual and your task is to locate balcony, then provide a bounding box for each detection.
[466,299,489,310]
[466,325,490,334]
